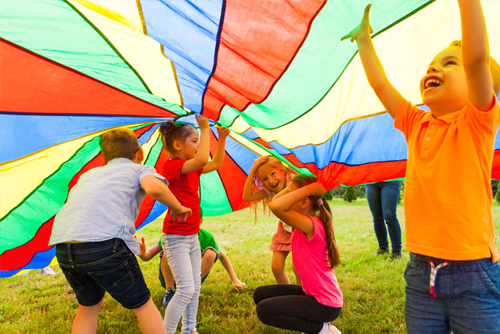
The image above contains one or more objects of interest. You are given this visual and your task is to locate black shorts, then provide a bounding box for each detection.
[56,238,150,309]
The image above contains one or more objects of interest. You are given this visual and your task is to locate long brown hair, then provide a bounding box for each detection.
[250,156,296,223]
[291,174,341,269]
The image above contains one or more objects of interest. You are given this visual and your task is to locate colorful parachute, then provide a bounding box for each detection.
[3,0,500,277]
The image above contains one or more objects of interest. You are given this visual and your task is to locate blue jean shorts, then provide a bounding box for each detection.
[404,252,500,334]
[56,238,150,309]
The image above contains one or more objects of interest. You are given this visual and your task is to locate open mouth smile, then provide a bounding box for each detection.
[424,77,442,90]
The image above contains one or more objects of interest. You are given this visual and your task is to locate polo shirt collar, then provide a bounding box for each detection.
[107,157,134,165]
[422,110,459,124]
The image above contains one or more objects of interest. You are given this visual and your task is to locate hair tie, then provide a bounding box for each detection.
[317,198,323,206]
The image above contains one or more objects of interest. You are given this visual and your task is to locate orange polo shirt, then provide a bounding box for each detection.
[394,97,499,262]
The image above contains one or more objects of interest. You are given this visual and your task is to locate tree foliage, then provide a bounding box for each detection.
[342,186,357,202]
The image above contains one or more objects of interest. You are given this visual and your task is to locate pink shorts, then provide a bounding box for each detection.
[269,221,292,252]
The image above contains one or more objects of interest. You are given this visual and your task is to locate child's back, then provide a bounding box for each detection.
[50,157,160,254]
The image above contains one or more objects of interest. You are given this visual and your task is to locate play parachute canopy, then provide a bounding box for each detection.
[3,0,500,277]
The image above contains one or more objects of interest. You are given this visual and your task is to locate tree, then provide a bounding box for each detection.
[324,189,333,201]
[495,183,500,204]
[342,186,357,202]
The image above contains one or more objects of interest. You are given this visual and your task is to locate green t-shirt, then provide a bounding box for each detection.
[158,229,219,252]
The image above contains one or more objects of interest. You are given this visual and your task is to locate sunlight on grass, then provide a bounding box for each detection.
[1,200,499,333]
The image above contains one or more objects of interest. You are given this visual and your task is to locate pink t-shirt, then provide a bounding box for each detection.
[292,215,343,308]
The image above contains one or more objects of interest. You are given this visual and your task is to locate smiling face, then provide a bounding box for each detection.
[419,46,468,116]
[256,162,288,193]
[177,128,199,160]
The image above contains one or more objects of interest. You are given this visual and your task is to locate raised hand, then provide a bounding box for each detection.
[135,236,146,257]
[340,4,373,43]
[195,114,210,130]
[216,125,230,139]
[251,155,270,170]
[308,181,327,197]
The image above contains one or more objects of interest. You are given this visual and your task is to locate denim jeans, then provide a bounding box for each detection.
[162,233,201,334]
[365,181,402,251]
[405,253,500,333]
[56,238,150,309]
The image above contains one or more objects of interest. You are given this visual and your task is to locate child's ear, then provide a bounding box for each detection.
[135,147,144,163]
[302,197,310,209]
[173,140,182,151]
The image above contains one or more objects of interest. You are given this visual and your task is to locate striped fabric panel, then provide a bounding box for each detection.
[0,125,153,259]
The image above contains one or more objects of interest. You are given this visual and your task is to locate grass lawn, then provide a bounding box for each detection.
[1,199,499,333]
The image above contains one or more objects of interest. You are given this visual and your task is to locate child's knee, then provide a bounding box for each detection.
[271,263,285,274]
[203,249,217,263]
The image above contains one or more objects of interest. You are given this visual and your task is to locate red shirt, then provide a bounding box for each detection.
[162,158,203,235]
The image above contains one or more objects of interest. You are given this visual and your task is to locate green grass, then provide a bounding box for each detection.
[1,199,499,333]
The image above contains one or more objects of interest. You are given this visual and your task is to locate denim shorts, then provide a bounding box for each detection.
[56,238,150,309]
[404,252,500,334]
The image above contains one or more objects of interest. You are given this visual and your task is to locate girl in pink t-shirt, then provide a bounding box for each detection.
[254,175,343,334]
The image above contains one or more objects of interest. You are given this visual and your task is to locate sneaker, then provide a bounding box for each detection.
[162,288,175,308]
[375,248,389,256]
[41,267,55,275]
[391,250,402,260]
[328,324,341,334]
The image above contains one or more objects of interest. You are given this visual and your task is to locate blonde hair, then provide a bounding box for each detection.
[159,121,195,155]
[449,40,500,95]
[99,128,139,162]
[291,174,341,269]
[250,156,296,222]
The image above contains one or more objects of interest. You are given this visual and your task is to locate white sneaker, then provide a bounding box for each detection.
[42,267,55,275]
[328,324,341,334]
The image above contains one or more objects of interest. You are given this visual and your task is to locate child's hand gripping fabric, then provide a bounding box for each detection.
[340,4,373,43]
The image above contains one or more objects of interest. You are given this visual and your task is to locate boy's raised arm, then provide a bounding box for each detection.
[341,4,403,118]
[459,0,493,111]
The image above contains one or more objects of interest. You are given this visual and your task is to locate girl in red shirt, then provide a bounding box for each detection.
[159,115,229,334]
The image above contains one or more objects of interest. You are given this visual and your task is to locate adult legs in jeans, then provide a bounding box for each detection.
[162,234,201,334]
[405,253,500,334]
[254,284,341,334]
[365,181,402,252]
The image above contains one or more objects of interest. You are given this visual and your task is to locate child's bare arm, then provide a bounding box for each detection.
[136,237,161,261]
[341,4,403,118]
[269,182,326,238]
[181,114,210,174]
[203,126,230,173]
[219,249,246,292]
[242,156,271,201]
[141,175,192,221]
[459,0,493,111]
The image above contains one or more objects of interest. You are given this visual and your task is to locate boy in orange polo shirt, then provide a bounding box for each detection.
[343,1,500,332]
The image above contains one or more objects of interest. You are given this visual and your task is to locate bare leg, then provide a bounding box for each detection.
[72,299,103,334]
[271,251,290,284]
[131,297,166,334]
[161,253,175,289]
[200,249,217,279]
